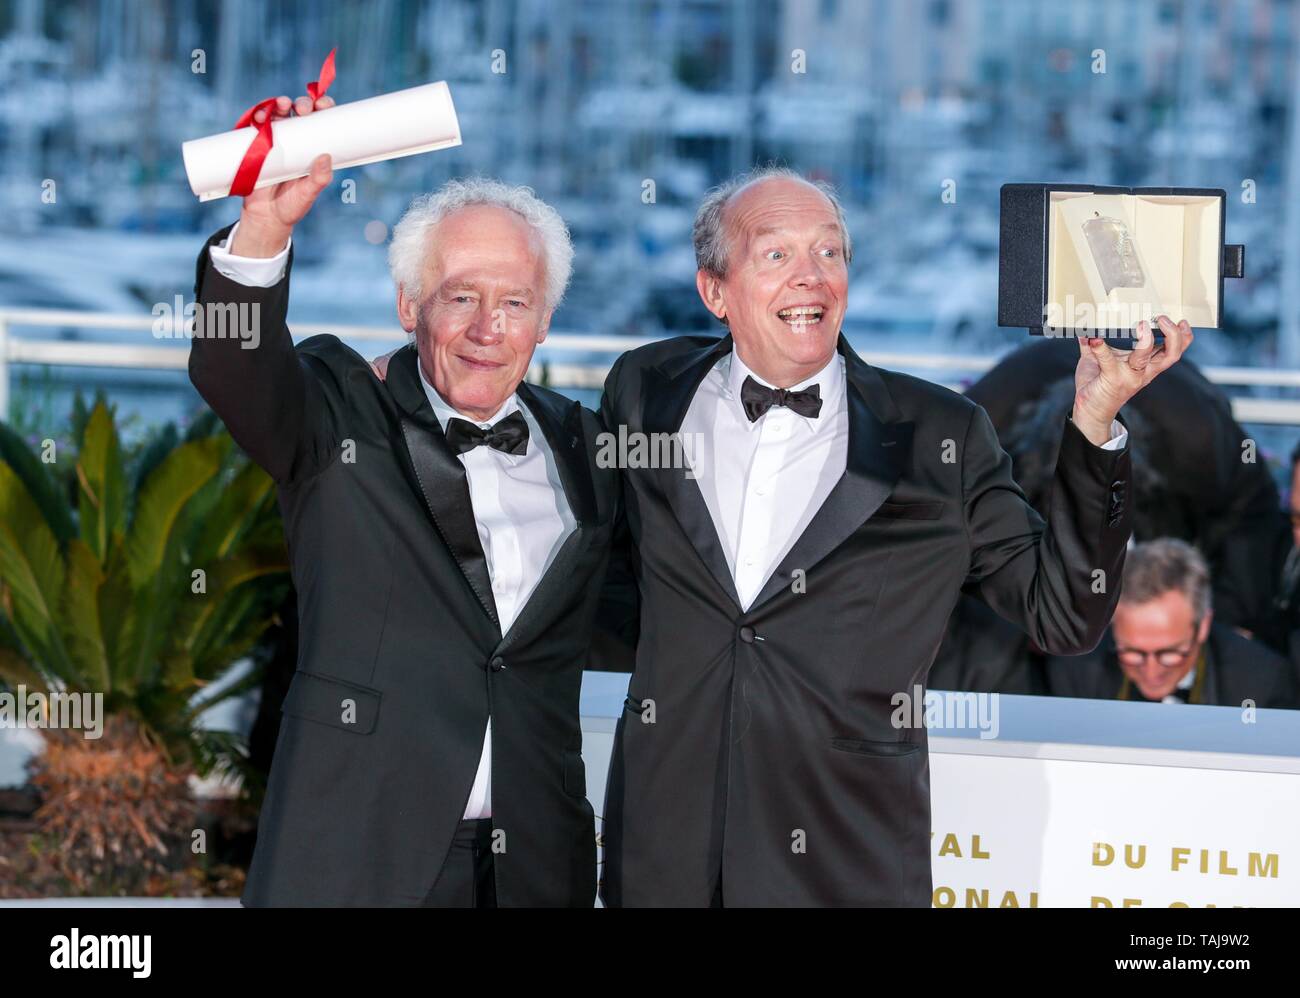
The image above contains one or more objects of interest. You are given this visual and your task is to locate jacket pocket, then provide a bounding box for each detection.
[280,670,382,734]
[563,750,587,798]
[874,500,945,520]
[830,737,922,757]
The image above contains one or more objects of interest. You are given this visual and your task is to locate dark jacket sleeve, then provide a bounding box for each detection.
[1215,625,1300,709]
[588,352,640,671]
[188,223,341,484]
[961,401,1132,656]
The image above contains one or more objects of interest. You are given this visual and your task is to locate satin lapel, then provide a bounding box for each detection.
[749,336,912,610]
[642,334,740,607]
[386,345,500,630]
[517,382,597,527]
[494,383,600,648]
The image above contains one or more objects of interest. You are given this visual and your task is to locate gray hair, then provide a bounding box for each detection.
[387,177,574,312]
[1120,538,1212,622]
[692,165,853,278]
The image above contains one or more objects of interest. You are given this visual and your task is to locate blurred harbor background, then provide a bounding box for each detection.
[3,0,1300,902]
[1,0,1298,466]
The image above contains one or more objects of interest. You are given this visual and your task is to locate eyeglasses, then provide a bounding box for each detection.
[1115,626,1199,670]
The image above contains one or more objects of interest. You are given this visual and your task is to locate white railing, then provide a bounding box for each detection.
[4,307,1300,426]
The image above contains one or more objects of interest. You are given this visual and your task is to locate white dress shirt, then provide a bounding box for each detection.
[213,222,576,820]
[208,221,291,286]
[419,372,576,819]
[681,347,1127,611]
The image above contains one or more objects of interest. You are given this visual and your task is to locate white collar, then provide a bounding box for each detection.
[417,363,527,463]
[723,347,844,428]
[417,362,520,430]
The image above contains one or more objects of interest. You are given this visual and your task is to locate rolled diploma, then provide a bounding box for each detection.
[182,80,461,202]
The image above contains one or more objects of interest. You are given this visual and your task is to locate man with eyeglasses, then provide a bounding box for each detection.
[1043,538,1298,707]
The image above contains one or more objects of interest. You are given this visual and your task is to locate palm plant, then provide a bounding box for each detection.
[0,396,290,893]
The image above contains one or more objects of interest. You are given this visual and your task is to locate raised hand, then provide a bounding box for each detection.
[1071,315,1193,445]
[230,93,336,257]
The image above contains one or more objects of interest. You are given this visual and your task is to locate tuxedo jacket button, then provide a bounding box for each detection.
[739,626,755,644]
[490,656,506,672]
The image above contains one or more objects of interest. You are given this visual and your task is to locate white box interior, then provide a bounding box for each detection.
[1046,191,1221,331]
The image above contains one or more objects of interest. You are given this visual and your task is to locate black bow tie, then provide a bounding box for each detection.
[740,375,823,422]
[444,410,530,456]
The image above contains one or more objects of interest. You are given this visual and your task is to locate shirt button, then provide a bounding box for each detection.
[739,626,756,644]
[489,656,506,672]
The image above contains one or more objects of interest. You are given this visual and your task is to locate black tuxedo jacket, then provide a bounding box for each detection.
[1044,621,1300,708]
[966,338,1280,633]
[189,225,617,906]
[598,333,1133,907]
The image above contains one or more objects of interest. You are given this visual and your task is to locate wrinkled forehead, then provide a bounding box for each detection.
[725,178,843,245]
[423,204,546,279]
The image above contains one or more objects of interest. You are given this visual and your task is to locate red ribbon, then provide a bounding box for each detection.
[229,48,337,198]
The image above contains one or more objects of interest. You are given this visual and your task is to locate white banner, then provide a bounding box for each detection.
[929,746,1298,908]
[579,716,1300,907]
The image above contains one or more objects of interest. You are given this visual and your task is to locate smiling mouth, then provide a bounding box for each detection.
[776,305,825,330]
[458,356,505,371]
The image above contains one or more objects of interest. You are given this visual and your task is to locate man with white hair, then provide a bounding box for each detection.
[189,91,618,906]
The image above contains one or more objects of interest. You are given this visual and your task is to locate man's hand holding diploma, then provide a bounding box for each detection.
[230,93,336,258]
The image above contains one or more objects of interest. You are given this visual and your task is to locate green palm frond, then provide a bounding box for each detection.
[0,401,289,796]
[125,435,227,588]
[172,543,289,674]
[76,401,127,562]
[131,422,180,500]
[0,460,72,678]
[59,539,109,693]
[0,642,46,690]
[0,420,74,543]
[193,461,277,563]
